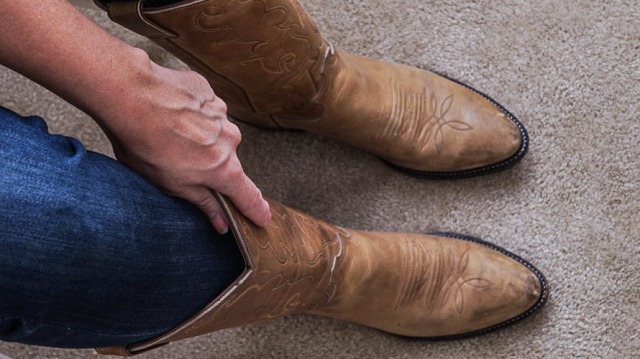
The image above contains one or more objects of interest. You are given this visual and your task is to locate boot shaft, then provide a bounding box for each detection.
[97,194,351,355]
[104,0,332,127]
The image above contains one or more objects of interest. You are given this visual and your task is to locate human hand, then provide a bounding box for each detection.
[0,1,269,233]
[97,51,270,233]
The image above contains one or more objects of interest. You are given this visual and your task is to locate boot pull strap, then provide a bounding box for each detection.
[107,0,176,38]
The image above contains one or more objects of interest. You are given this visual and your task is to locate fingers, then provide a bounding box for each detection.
[179,186,229,234]
[169,92,270,231]
[107,63,271,235]
[227,179,271,227]
[200,118,271,228]
[186,121,271,229]
[215,155,271,227]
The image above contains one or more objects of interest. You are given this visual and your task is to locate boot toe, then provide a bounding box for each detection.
[426,232,548,339]
[445,76,530,177]
[386,73,529,179]
[323,230,549,340]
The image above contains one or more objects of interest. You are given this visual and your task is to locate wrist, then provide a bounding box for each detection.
[89,45,158,133]
[0,0,161,136]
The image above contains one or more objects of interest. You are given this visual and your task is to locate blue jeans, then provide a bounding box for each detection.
[0,106,244,348]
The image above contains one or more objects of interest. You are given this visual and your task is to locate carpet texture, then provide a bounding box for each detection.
[1,0,638,358]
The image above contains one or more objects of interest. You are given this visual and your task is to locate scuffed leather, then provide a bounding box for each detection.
[106,0,526,174]
[97,194,546,356]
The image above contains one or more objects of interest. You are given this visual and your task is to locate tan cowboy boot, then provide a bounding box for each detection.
[96,194,547,356]
[96,0,528,178]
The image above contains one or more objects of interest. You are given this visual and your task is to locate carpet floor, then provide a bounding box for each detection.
[0,0,638,358]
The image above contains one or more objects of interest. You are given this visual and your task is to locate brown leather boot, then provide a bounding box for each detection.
[96,194,547,356]
[96,0,528,178]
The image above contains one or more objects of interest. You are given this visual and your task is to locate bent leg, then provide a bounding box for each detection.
[0,107,244,348]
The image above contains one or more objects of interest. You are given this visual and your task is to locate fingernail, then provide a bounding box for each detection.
[212,214,229,235]
[264,202,271,222]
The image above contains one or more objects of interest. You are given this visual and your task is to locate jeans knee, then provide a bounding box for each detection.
[0,317,30,342]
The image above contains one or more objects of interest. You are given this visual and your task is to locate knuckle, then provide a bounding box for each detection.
[226,163,245,180]
[189,70,207,83]
[208,147,225,164]
[226,123,242,145]
[217,99,228,114]
[208,118,224,139]
[193,194,217,213]
[208,148,239,174]
[188,71,214,95]
[205,150,233,178]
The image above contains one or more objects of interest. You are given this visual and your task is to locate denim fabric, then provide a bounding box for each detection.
[0,106,244,348]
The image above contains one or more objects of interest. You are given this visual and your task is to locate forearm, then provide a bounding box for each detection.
[0,0,271,230]
[0,0,149,129]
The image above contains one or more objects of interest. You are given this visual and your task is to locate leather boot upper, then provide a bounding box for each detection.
[97,194,547,356]
[310,230,543,337]
[103,0,529,178]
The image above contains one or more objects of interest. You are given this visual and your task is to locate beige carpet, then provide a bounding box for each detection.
[1,0,638,358]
